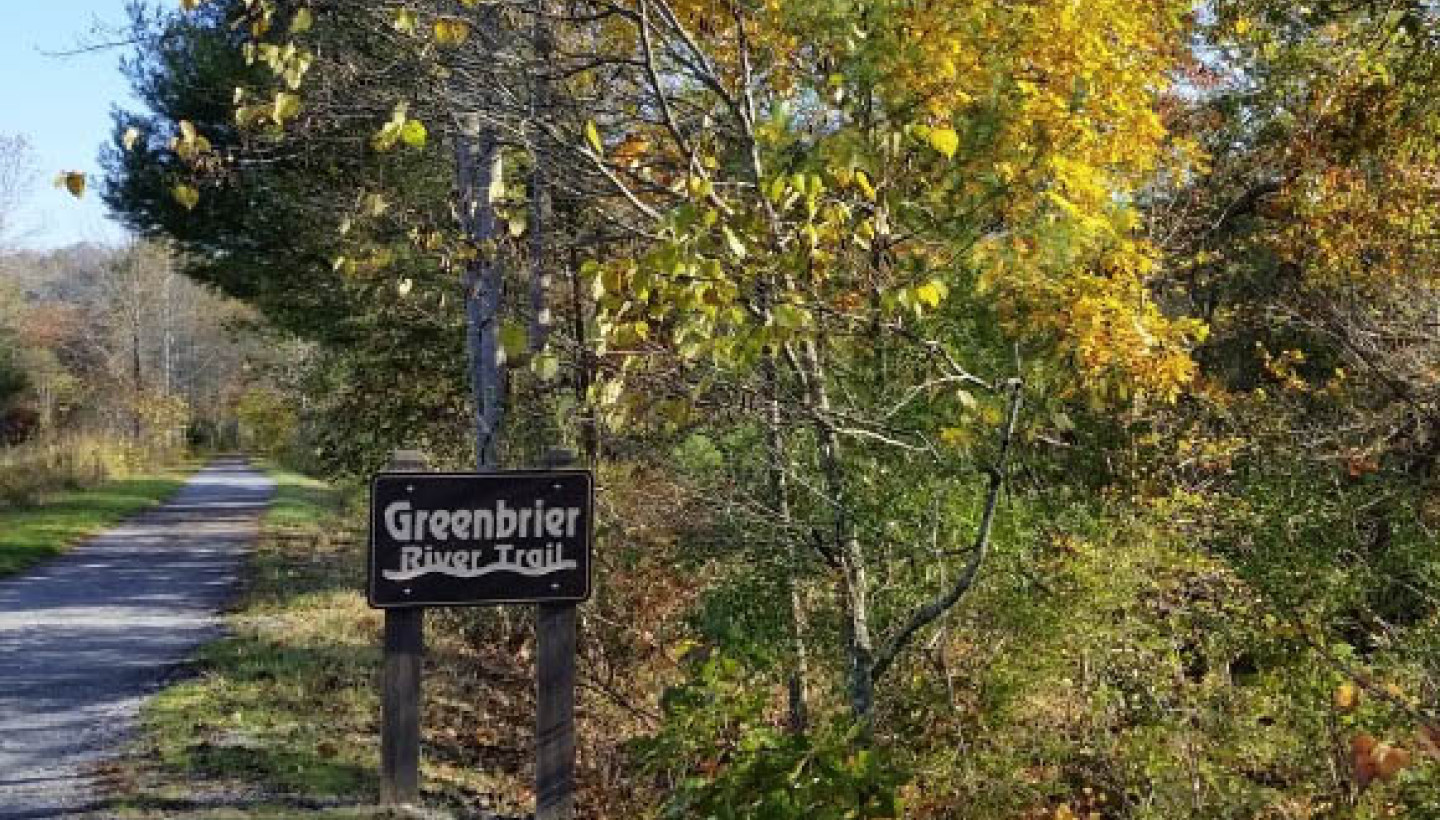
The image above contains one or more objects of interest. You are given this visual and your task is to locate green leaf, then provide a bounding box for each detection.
[722,226,747,259]
[926,127,959,160]
[499,321,528,361]
[767,175,787,204]
[532,353,561,382]
[772,303,807,329]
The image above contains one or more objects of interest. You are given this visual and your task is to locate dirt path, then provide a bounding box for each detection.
[0,458,273,818]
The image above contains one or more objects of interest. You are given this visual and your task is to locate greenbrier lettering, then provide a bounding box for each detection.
[383,499,582,542]
[379,498,583,582]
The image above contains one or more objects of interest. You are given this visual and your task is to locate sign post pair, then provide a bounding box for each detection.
[369,450,592,820]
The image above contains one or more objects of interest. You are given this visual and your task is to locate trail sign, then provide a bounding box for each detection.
[368,471,593,608]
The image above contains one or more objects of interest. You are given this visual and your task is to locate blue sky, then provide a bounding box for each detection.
[2,1,144,249]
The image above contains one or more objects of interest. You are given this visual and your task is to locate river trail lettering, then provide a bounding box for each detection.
[379,498,583,582]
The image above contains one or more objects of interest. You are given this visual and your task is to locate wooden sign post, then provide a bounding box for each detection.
[536,448,578,820]
[368,449,592,814]
[536,601,577,818]
[380,449,427,806]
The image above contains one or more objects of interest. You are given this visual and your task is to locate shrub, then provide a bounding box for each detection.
[636,646,906,820]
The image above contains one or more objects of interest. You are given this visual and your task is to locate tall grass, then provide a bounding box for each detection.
[0,435,178,509]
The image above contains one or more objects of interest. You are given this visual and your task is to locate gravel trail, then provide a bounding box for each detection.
[0,458,273,818]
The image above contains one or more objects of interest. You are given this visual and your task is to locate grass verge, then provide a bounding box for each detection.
[104,463,675,819]
[104,466,391,818]
[0,471,192,577]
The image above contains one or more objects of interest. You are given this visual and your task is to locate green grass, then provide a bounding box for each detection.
[264,469,350,530]
[0,473,191,576]
[107,465,389,818]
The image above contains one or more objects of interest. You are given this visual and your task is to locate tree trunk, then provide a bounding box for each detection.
[131,327,143,442]
[568,245,599,465]
[528,0,553,355]
[456,112,506,471]
[764,354,808,732]
[792,339,875,725]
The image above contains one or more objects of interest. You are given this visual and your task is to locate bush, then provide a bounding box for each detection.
[635,645,906,820]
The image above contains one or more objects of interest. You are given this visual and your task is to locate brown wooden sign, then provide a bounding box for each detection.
[368,471,593,608]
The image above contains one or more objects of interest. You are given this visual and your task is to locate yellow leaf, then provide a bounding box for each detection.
[855,169,876,201]
[939,426,973,447]
[172,184,200,211]
[1334,683,1360,712]
[290,7,313,34]
[273,92,302,122]
[179,0,204,11]
[433,17,470,46]
[927,127,959,160]
[234,105,265,129]
[392,9,417,33]
[400,119,427,148]
[54,171,86,199]
[915,279,948,308]
[584,120,603,155]
[363,192,389,217]
[122,127,142,152]
[767,175,786,204]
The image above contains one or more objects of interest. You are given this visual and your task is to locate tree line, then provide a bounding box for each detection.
[86,0,1440,816]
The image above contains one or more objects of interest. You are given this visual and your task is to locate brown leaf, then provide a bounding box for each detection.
[1375,745,1411,781]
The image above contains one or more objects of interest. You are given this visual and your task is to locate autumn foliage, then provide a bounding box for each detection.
[82,0,1440,816]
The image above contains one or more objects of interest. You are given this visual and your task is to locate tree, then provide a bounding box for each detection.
[541,0,1202,724]
[145,0,1208,730]
[104,1,476,471]
[0,134,37,250]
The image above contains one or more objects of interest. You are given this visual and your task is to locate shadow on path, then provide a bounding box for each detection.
[0,458,273,818]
